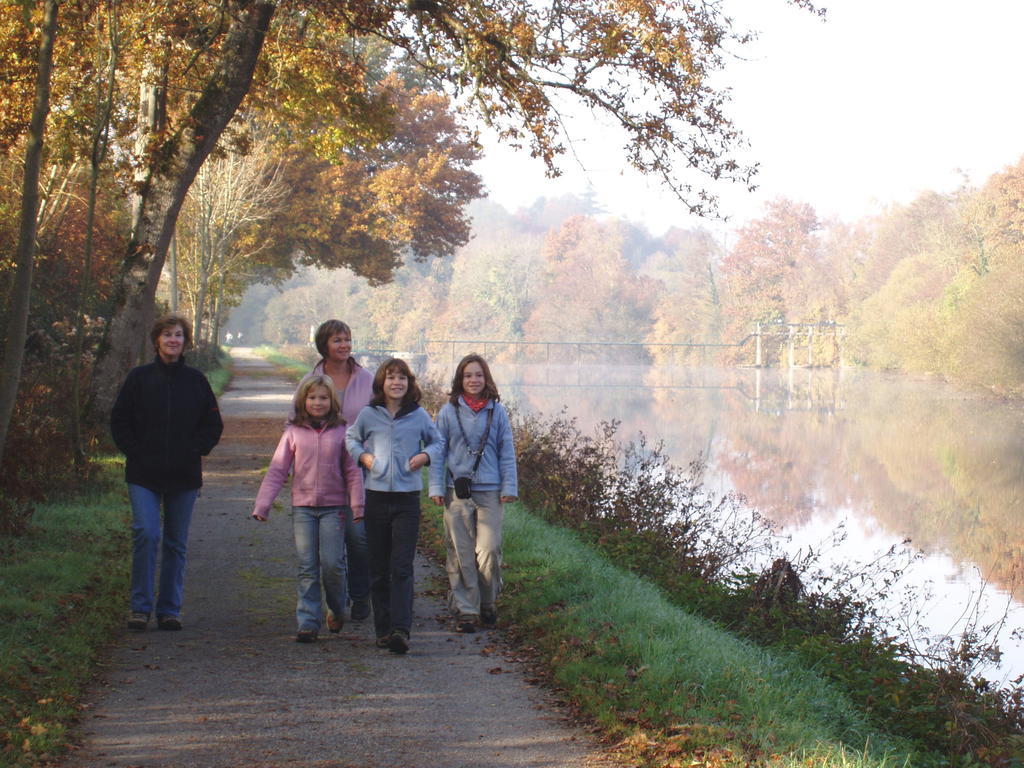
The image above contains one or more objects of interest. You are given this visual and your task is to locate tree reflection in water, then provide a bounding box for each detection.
[429,361,1023,683]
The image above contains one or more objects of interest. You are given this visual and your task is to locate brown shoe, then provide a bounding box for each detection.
[327,610,343,633]
[456,615,477,634]
[127,612,148,632]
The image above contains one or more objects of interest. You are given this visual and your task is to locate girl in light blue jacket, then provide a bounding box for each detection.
[346,358,442,654]
[429,354,517,635]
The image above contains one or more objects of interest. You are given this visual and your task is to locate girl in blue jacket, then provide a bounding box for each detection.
[429,354,517,634]
[346,358,442,654]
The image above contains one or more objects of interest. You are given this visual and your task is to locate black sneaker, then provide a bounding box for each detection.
[296,628,317,643]
[157,615,182,631]
[127,612,148,632]
[480,607,498,627]
[388,629,410,654]
[456,615,477,634]
[350,598,371,621]
[375,635,391,649]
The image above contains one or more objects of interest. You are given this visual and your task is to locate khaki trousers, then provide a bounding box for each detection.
[443,489,504,617]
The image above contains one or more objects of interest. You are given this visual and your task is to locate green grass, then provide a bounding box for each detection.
[0,459,130,766]
[420,496,916,767]
[206,363,232,396]
[254,345,314,381]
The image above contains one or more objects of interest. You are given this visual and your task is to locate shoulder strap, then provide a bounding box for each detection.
[453,404,494,477]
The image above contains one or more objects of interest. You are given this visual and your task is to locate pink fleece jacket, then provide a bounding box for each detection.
[252,422,364,520]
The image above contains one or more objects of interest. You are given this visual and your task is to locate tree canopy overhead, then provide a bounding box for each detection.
[0,0,829,436]
[305,0,789,217]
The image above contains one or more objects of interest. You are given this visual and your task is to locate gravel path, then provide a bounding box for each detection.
[64,348,616,768]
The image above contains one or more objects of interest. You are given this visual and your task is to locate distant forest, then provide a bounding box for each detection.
[228,156,1024,396]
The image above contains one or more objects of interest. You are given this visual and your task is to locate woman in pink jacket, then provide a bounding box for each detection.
[252,375,364,643]
[293,319,374,622]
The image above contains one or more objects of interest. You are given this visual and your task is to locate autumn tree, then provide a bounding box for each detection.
[0,0,58,462]
[253,74,483,285]
[523,216,657,352]
[720,198,825,324]
[171,125,289,346]
[945,158,1024,393]
[85,0,807,413]
[87,1,278,416]
[435,201,546,346]
[643,227,723,364]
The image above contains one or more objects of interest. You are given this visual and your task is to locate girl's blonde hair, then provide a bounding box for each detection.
[291,374,341,428]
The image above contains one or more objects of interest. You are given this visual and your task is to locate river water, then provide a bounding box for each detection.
[426,359,1024,685]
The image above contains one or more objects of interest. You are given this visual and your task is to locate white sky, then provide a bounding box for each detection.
[470,0,1024,236]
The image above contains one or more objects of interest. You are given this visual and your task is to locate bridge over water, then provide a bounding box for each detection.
[423,321,846,369]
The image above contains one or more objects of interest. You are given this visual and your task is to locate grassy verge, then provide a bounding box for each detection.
[253,345,315,381]
[192,344,233,395]
[0,347,230,766]
[419,498,914,767]
[0,459,130,767]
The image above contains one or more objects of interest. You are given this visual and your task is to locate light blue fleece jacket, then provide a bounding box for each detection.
[428,398,518,498]
[346,402,443,492]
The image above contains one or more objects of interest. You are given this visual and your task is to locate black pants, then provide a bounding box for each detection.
[364,490,421,638]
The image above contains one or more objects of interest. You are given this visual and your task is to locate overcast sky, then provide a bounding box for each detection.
[471,0,1024,236]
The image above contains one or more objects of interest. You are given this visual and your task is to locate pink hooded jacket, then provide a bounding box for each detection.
[252,422,364,520]
[291,360,374,427]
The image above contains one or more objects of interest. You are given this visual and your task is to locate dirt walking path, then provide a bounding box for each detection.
[64,348,615,768]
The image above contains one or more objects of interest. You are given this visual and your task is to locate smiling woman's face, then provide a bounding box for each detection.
[327,333,352,364]
[157,325,185,363]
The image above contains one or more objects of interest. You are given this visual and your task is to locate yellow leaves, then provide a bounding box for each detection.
[19,715,51,741]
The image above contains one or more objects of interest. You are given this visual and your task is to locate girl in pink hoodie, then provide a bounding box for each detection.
[252,375,364,643]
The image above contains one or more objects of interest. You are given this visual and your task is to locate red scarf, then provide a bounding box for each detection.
[463,394,488,413]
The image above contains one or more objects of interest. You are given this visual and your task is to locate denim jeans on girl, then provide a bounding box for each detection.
[344,513,370,602]
[128,484,199,618]
[293,505,348,632]
[364,490,421,639]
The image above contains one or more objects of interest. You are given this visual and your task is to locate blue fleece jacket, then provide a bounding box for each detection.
[428,398,518,499]
[346,402,443,492]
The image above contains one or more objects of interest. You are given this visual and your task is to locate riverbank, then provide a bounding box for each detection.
[3,348,1019,766]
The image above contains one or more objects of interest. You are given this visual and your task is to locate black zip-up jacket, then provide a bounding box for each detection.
[110,355,224,493]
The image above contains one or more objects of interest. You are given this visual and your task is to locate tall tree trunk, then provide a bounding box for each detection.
[194,266,210,347]
[169,231,178,311]
[71,1,120,467]
[211,269,227,348]
[0,0,59,462]
[90,0,275,417]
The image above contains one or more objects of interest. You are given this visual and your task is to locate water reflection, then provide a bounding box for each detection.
[430,361,1024,683]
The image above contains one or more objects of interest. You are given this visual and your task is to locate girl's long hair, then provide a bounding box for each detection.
[448,353,500,406]
[369,358,422,408]
[290,374,341,428]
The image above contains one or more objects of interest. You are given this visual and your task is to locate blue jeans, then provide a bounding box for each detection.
[293,506,347,632]
[364,491,421,638]
[128,484,199,618]
[344,513,370,601]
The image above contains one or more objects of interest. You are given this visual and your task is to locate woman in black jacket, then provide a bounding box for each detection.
[110,314,223,631]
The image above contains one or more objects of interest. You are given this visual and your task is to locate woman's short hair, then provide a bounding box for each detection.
[314,320,353,359]
[448,353,500,406]
[291,374,341,428]
[150,313,193,352]
[370,358,422,408]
